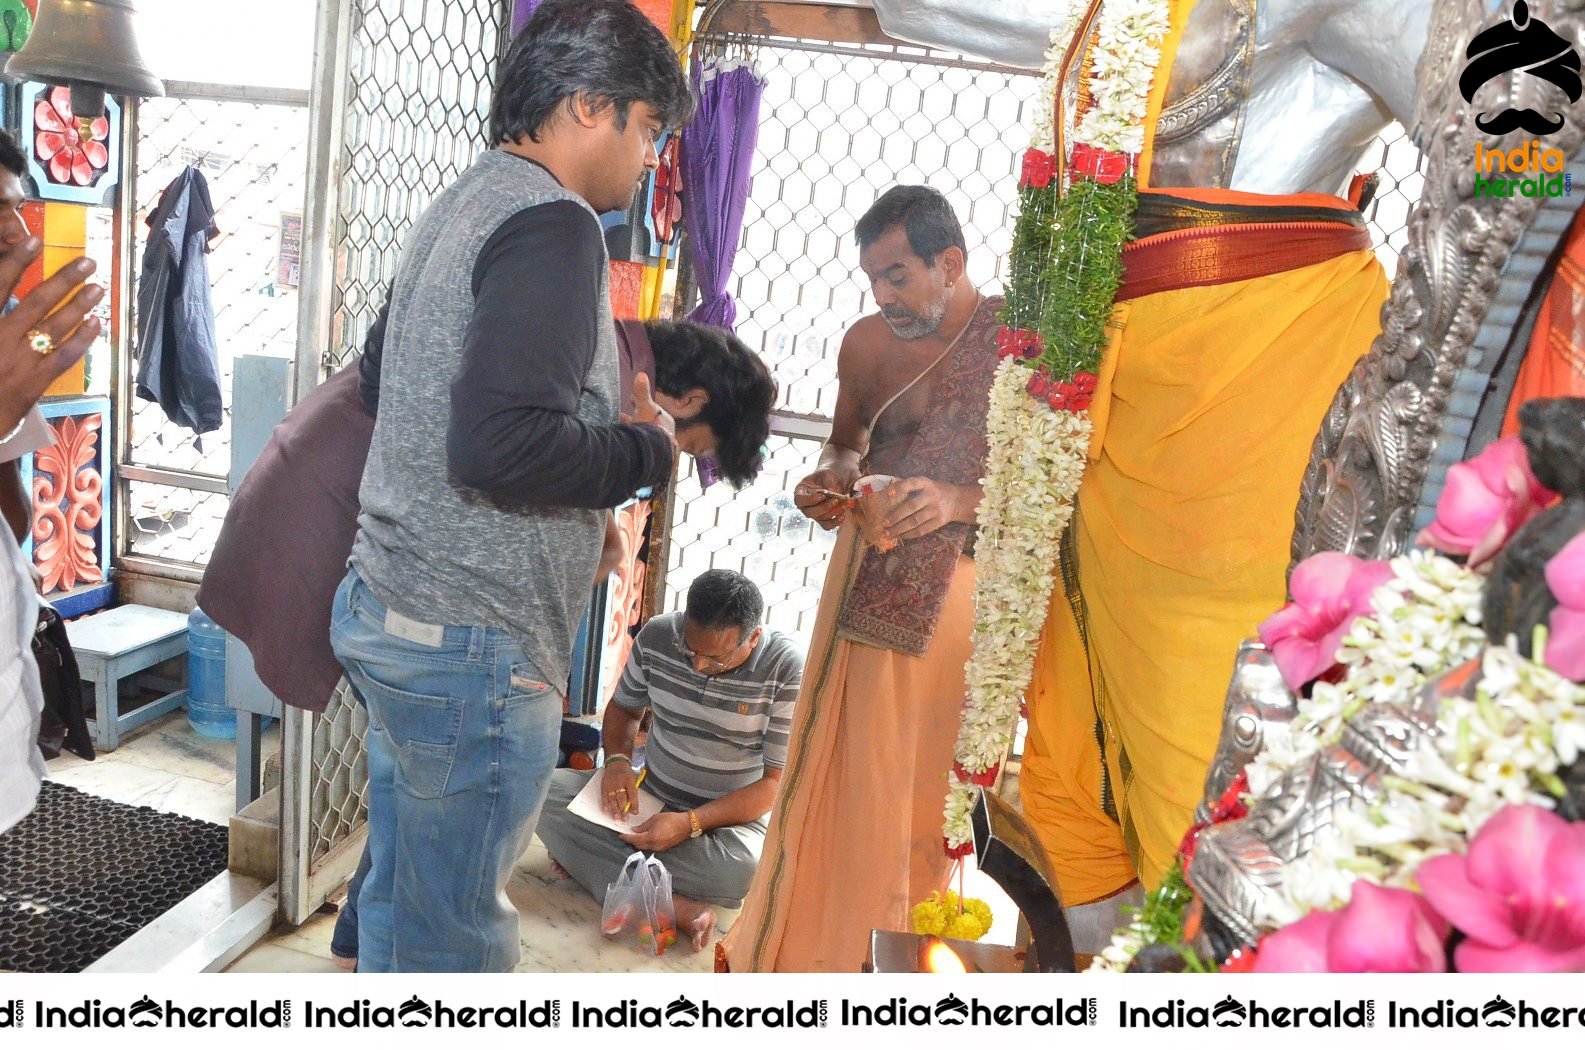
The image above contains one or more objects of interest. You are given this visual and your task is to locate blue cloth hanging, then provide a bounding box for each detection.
[135,166,223,437]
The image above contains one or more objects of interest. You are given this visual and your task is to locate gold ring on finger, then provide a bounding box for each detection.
[26,329,54,356]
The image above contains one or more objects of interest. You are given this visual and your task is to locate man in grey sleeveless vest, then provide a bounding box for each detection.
[329,0,692,972]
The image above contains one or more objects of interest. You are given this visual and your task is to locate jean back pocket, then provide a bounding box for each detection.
[362,677,464,800]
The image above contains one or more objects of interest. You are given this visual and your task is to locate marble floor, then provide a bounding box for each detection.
[229,836,741,974]
[231,834,1017,974]
[41,709,1017,974]
[44,708,275,827]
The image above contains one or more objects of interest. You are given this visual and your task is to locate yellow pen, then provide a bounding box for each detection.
[625,768,647,815]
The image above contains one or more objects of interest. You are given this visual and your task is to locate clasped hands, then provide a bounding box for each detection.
[794,467,967,544]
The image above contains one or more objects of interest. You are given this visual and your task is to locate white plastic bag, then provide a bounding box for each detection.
[599,851,679,955]
[601,851,647,940]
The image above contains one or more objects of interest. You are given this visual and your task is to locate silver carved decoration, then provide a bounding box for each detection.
[1151,0,1257,189]
[1189,661,1475,945]
[1200,0,1585,945]
[867,0,1432,195]
[1195,640,1298,825]
[1292,0,1585,566]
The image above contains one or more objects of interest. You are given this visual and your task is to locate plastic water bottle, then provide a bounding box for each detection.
[186,607,235,739]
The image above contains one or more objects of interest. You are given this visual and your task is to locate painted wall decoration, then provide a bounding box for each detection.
[20,82,121,206]
[600,134,682,265]
[599,500,652,705]
[609,259,645,320]
[641,131,682,262]
[0,0,32,52]
[24,395,113,616]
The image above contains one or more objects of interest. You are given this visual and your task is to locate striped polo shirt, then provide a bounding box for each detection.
[614,612,803,820]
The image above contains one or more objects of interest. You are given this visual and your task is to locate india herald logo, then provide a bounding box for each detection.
[1461,0,1583,135]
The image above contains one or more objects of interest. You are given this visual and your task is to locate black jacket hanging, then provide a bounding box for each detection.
[135,165,223,436]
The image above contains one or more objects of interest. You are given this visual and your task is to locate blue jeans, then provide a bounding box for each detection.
[330,569,562,972]
[330,838,369,963]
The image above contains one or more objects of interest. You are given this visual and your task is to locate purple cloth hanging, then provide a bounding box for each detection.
[680,58,766,332]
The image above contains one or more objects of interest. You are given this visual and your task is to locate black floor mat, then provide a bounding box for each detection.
[0,781,229,972]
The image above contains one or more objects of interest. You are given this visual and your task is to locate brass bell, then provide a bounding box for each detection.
[6,0,163,118]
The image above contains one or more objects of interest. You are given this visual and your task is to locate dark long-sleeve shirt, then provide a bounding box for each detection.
[447,200,672,507]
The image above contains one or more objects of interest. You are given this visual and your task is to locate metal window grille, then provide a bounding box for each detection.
[119,90,311,575]
[663,35,1425,650]
[279,0,508,926]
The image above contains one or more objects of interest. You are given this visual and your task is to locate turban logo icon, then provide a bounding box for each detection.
[1482,995,1518,1027]
[397,996,433,1026]
[1460,0,1582,135]
[665,996,701,1026]
[1211,996,1248,1027]
[934,994,970,1025]
[128,997,161,1027]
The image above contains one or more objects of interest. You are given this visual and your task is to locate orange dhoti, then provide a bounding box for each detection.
[1021,192,1390,903]
[720,524,976,972]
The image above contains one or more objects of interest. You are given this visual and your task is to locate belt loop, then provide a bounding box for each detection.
[468,626,485,661]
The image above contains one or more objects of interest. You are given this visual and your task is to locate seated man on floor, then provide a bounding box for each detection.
[537,569,803,951]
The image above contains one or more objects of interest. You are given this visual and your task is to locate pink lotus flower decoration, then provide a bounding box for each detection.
[34,86,109,188]
[1418,804,1585,972]
[1419,435,1556,567]
[1254,881,1448,973]
[1258,552,1393,690]
[1546,533,1585,682]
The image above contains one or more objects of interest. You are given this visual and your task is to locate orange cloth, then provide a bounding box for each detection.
[1503,215,1585,435]
[719,524,976,971]
[1023,243,1389,904]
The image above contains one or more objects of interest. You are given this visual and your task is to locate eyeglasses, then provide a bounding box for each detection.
[678,637,748,673]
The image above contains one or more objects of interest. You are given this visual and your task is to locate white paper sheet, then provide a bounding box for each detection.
[567,770,664,834]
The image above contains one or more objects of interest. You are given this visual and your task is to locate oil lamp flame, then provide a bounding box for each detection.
[920,936,967,974]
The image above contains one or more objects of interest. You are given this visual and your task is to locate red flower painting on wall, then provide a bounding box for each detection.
[34,86,110,187]
[32,413,104,593]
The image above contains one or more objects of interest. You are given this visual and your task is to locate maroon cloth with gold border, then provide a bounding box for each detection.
[835,295,1002,656]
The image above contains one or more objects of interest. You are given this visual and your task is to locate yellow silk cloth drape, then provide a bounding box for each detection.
[1021,246,1388,903]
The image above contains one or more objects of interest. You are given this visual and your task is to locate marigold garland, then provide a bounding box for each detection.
[910,890,995,942]
[942,0,1172,855]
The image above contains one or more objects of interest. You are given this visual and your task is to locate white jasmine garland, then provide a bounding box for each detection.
[944,0,1172,854]
[1257,644,1585,928]
[944,360,1092,849]
[1242,552,1486,795]
[1073,0,1170,155]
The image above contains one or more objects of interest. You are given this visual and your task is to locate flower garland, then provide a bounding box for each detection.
[910,889,995,942]
[1242,551,1488,796]
[942,0,1172,854]
[1088,551,1485,969]
[1266,641,1585,926]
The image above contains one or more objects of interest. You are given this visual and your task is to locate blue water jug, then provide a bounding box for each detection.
[186,607,235,739]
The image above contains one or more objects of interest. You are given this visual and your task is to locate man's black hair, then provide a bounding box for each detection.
[0,129,26,180]
[853,185,966,266]
[491,0,694,146]
[649,320,775,489]
[685,569,764,636]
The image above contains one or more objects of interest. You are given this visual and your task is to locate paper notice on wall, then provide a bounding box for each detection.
[277,211,302,288]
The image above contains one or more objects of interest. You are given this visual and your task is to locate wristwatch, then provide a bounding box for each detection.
[687,810,703,839]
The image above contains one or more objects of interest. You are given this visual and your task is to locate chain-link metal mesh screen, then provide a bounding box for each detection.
[1361,123,1425,280]
[322,0,508,375]
[124,96,310,566]
[664,37,1426,649]
[302,0,507,874]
